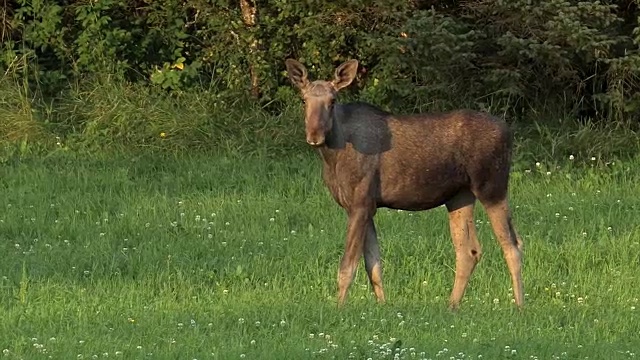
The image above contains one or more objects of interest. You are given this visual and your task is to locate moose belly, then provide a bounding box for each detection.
[377,164,468,211]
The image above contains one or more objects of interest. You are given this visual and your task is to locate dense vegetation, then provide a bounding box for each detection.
[1,0,639,157]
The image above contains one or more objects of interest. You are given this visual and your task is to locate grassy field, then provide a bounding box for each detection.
[1,149,639,359]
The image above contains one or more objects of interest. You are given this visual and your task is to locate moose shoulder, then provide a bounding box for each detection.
[285,58,524,309]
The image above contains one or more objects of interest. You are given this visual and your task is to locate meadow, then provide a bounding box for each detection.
[1,148,639,360]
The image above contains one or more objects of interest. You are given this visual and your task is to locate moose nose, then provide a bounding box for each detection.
[306,136,325,146]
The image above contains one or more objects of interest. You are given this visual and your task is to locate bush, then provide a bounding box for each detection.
[1,0,639,154]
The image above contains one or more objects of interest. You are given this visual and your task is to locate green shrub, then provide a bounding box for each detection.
[1,0,639,155]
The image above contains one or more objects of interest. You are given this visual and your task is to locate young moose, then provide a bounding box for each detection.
[285,58,524,309]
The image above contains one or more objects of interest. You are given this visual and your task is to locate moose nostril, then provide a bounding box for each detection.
[307,137,325,146]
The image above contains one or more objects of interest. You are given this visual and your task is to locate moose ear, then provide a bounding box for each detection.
[332,59,358,91]
[285,59,309,90]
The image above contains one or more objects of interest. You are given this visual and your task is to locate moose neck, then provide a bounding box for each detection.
[317,104,347,161]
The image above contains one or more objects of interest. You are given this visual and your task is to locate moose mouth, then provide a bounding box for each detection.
[306,138,325,147]
[306,133,326,146]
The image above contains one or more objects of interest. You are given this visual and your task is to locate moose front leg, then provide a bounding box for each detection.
[337,207,370,307]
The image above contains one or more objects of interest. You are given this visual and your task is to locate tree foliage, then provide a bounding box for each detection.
[1,0,639,123]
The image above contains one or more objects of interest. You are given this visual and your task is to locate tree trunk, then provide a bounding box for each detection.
[240,0,260,99]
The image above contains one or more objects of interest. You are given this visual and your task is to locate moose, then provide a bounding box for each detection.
[285,58,524,309]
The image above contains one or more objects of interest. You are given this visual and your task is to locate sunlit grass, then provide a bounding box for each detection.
[1,151,639,359]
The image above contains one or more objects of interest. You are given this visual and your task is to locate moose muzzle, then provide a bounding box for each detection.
[305,106,330,146]
[306,133,325,146]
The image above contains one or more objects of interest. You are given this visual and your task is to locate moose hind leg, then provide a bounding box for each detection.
[446,190,482,310]
[484,199,524,308]
[364,219,385,303]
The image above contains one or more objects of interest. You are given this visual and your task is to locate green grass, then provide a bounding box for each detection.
[1,150,639,359]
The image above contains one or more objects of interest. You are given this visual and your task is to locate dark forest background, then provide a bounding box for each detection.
[1,0,639,160]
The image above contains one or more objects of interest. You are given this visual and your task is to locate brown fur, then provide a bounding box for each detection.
[285,58,524,309]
